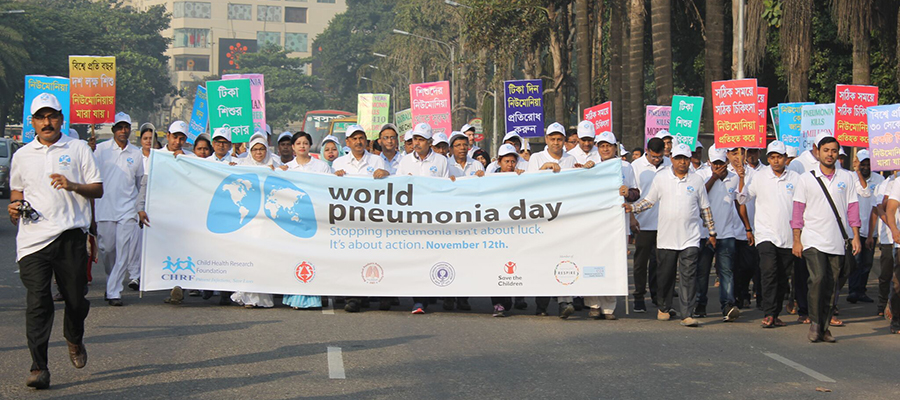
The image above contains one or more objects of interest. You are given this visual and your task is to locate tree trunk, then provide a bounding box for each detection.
[457,39,469,125]
[548,3,568,124]
[704,0,725,131]
[628,0,646,148]
[732,0,740,78]
[475,50,487,119]
[781,0,812,102]
[651,0,673,106]
[851,24,870,85]
[576,0,592,115]
[610,0,624,137]
[592,0,603,106]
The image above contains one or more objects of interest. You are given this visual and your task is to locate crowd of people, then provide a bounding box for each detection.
[8,92,900,389]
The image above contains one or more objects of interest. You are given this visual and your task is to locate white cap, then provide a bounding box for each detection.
[502,131,521,143]
[346,124,366,137]
[461,123,475,133]
[839,147,846,156]
[30,93,62,115]
[212,127,232,142]
[379,123,398,136]
[695,140,704,149]
[432,132,449,146]
[546,122,565,136]
[266,123,272,135]
[619,143,628,156]
[67,128,79,139]
[277,131,293,142]
[449,131,467,145]
[168,121,189,135]
[672,143,692,158]
[708,145,727,163]
[766,140,787,156]
[857,149,870,162]
[139,122,155,133]
[655,130,673,139]
[576,120,595,139]
[786,146,799,158]
[412,122,433,140]
[113,112,132,126]
[404,129,413,141]
[498,143,519,158]
[594,131,616,145]
[813,132,833,148]
[322,135,340,146]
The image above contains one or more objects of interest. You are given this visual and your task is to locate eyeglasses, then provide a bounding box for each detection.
[453,144,469,149]
[32,113,62,123]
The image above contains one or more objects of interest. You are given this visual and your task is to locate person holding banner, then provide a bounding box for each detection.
[283,131,333,174]
[569,121,600,167]
[277,132,295,165]
[738,141,798,328]
[94,112,146,307]
[626,143,716,327]
[192,134,212,159]
[630,137,668,312]
[486,132,529,173]
[378,124,403,174]
[319,135,344,167]
[396,122,450,314]
[564,130,579,153]
[211,127,234,164]
[9,93,103,389]
[333,125,390,180]
[161,121,194,157]
[431,132,451,158]
[489,143,525,317]
[448,131,485,180]
[791,135,861,343]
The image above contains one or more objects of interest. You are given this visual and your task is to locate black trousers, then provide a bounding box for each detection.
[734,239,760,305]
[877,244,894,311]
[633,230,658,300]
[802,247,843,330]
[891,249,900,327]
[792,256,810,316]
[656,247,699,318]
[757,242,794,318]
[18,229,90,371]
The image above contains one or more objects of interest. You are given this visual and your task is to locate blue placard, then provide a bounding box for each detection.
[777,102,813,149]
[504,79,544,138]
[23,76,71,143]
[187,85,208,144]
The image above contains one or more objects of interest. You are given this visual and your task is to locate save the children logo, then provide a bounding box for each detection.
[207,173,317,238]
[161,256,196,282]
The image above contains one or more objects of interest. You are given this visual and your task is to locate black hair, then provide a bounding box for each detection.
[194,135,212,149]
[372,139,382,152]
[632,147,644,155]
[817,136,839,149]
[291,131,312,146]
[566,130,578,139]
[646,137,665,153]
[450,135,468,147]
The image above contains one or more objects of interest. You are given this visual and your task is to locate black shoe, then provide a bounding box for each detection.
[634,299,646,313]
[188,290,201,297]
[344,300,361,313]
[443,298,455,311]
[858,295,874,303]
[26,370,50,389]
[536,307,549,316]
[668,308,677,318]
[723,305,741,322]
[558,302,575,319]
[514,299,528,310]
[693,303,707,318]
[67,341,87,368]
[202,290,214,300]
[128,279,140,291]
[846,295,858,304]
[457,298,471,311]
[573,297,585,311]
[108,298,123,307]
[650,296,658,306]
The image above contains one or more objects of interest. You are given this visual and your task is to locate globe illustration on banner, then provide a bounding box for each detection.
[207,173,261,233]
[262,176,317,238]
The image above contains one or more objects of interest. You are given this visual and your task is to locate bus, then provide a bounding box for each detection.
[301,110,353,152]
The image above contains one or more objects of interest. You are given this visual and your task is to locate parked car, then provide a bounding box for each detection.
[0,137,23,198]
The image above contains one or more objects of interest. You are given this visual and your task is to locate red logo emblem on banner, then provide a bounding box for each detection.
[504,262,517,275]
[294,261,315,283]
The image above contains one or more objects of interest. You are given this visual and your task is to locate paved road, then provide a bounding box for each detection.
[0,199,897,399]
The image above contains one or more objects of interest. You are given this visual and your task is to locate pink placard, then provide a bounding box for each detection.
[410,81,452,135]
[644,105,671,145]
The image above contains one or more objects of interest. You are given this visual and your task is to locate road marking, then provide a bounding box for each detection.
[327,346,346,379]
[763,352,836,383]
[322,297,334,315]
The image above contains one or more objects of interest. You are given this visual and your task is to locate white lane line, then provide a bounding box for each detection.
[327,346,346,379]
[763,352,836,383]
[322,297,334,315]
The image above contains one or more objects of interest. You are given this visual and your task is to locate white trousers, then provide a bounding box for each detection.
[585,296,617,314]
[98,219,141,299]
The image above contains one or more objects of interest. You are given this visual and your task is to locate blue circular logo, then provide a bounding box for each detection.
[430,262,455,287]
[686,186,695,193]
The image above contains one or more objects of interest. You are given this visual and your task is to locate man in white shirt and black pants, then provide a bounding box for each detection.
[626,143,716,327]
[629,137,668,312]
[8,93,103,389]
[791,135,861,343]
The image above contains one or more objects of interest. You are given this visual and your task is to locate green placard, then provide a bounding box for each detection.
[207,79,254,143]
[669,95,704,151]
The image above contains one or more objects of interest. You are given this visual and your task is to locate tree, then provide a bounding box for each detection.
[780,0,813,101]
[0,11,29,137]
[575,0,591,114]
[704,0,725,129]
[628,0,645,144]
[651,0,673,105]
[831,0,873,85]
[225,45,324,131]
[609,0,625,139]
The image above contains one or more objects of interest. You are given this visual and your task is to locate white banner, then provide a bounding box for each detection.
[140,152,628,296]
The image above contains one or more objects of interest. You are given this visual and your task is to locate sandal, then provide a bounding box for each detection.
[798,315,810,324]
[774,317,786,327]
[830,316,844,327]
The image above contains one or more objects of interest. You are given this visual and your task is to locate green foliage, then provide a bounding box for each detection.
[763,0,783,28]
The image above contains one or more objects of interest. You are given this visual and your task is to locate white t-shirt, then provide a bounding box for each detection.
[285,157,333,174]
[794,168,859,255]
[728,164,757,240]
[395,150,450,178]
[568,146,600,165]
[10,134,102,261]
[739,167,799,248]
[857,173,884,238]
[93,139,144,222]
[696,168,740,239]
[874,175,894,245]
[640,168,711,251]
[786,150,818,175]
[631,155,667,231]
[449,156,485,178]
[525,150,577,172]
[332,151,388,177]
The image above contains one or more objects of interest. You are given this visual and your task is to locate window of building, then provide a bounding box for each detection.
[257,5,282,22]
[227,3,252,20]
[287,0,309,2]
[174,55,210,72]
[174,28,210,48]
[317,0,336,3]
[285,33,309,52]
[285,7,307,23]
[257,31,282,47]
[173,2,211,19]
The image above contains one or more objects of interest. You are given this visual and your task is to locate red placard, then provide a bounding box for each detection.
[755,87,768,148]
[711,79,758,148]
[835,84,878,147]
[583,101,613,133]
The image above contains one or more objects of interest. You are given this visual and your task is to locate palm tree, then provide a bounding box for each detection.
[576,0,591,115]
[610,0,625,138]
[628,0,645,146]
[831,0,874,85]
[651,0,673,106]
[0,22,29,137]
[704,0,725,129]
[780,0,813,101]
